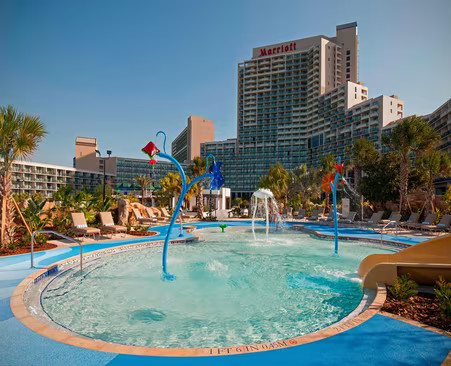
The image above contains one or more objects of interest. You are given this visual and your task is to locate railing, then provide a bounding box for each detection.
[380,221,399,243]
[31,231,83,274]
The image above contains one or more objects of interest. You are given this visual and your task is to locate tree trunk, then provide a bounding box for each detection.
[141,187,144,204]
[0,171,16,248]
[399,152,410,213]
[354,167,364,220]
[424,184,435,214]
[196,183,204,219]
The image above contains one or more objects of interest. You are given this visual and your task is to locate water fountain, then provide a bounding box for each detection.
[250,189,285,241]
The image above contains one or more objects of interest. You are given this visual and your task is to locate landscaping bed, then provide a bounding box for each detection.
[382,291,451,332]
[0,242,58,256]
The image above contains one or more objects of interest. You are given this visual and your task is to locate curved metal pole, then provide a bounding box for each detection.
[156,131,167,153]
[186,173,213,192]
[330,172,339,256]
[157,152,187,280]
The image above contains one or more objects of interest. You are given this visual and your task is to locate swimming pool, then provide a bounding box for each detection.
[37,227,396,349]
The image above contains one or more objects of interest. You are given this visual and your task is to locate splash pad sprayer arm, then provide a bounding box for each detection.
[330,157,342,256]
[144,134,222,281]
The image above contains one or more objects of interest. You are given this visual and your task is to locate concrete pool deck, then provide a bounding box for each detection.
[1,221,450,365]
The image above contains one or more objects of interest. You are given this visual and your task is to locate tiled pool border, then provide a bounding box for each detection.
[10,230,391,357]
[292,224,412,248]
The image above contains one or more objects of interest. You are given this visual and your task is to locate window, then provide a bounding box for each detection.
[355,87,357,92]
[346,62,350,67]
[346,50,351,55]
[346,73,350,78]
[346,56,350,61]
[346,68,350,72]
[355,94,357,99]
[390,109,392,113]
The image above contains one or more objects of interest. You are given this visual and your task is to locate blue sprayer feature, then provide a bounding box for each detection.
[147,133,223,281]
[329,157,341,256]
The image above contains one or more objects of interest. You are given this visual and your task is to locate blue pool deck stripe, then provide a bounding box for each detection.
[105,314,451,366]
[0,222,448,366]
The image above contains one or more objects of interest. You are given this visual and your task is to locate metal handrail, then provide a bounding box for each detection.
[380,221,399,243]
[31,231,83,274]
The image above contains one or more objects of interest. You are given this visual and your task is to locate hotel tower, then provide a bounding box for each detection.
[202,22,405,197]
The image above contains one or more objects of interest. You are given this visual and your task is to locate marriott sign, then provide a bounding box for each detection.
[257,42,297,58]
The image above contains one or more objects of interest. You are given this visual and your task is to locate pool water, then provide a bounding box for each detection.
[41,227,395,348]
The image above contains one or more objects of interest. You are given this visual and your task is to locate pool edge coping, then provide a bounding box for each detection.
[11,238,389,357]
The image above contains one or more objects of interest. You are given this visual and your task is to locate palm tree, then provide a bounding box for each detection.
[134,174,152,204]
[416,151,451,213]
[382,116,439,213]
[188,156,206,218]
[348,138,380,219]
[259,162,290,207]
[160,172,182,209]
[0,106,47,248]
[289,165,322,206]
[321,154,336,212]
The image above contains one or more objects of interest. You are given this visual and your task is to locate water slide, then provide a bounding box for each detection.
[359,234,451,288]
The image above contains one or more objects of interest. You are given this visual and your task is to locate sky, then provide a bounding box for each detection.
[1,0,450,166]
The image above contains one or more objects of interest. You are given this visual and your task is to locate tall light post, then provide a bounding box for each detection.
[96,149,112,202]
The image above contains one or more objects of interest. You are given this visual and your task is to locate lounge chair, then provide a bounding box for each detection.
[281,208,289,219]
[407,213,437,230]
[99,212,127,237]
[160,207,189,222]
[144,207,159,223]
[160,207,172,220]
[399,212,420,229]
[132,208,154,225]
[320,211,334,222]
[379,212,401,229]
[340,211,357,224]
[362,211,384,228]
[294,209,305,220]
[306,209,321,221]
[422,215,451,233]
[71,212,100,239]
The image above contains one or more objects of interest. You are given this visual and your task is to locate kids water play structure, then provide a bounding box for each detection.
[322,158,344,255]
[142,131,224,280]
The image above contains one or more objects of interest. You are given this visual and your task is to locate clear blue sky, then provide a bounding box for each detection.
[1,0,450,166]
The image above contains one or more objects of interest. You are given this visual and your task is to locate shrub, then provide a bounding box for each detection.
[388,274,418,302]
[434,276,451,318]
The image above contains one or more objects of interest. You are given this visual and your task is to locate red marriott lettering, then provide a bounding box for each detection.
[259,42,296,57]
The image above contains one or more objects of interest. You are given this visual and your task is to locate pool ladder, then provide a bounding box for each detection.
[31,231,83,274]
[380,221,399,243]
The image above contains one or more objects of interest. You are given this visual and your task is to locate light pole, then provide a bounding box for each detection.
[96,149,112,202]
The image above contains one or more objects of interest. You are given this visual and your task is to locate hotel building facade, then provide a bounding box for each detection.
[171,116,214,164]
[74,137,186,194]
[11,160,114,198]
[201,22,405,197]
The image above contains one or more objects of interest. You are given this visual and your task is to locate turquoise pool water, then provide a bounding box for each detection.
[41,227,395,348]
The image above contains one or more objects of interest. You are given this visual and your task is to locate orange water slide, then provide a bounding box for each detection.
[359,234,451,288]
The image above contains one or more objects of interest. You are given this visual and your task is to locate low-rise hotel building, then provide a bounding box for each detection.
[11,160,114,198]
[74,137,186,194]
